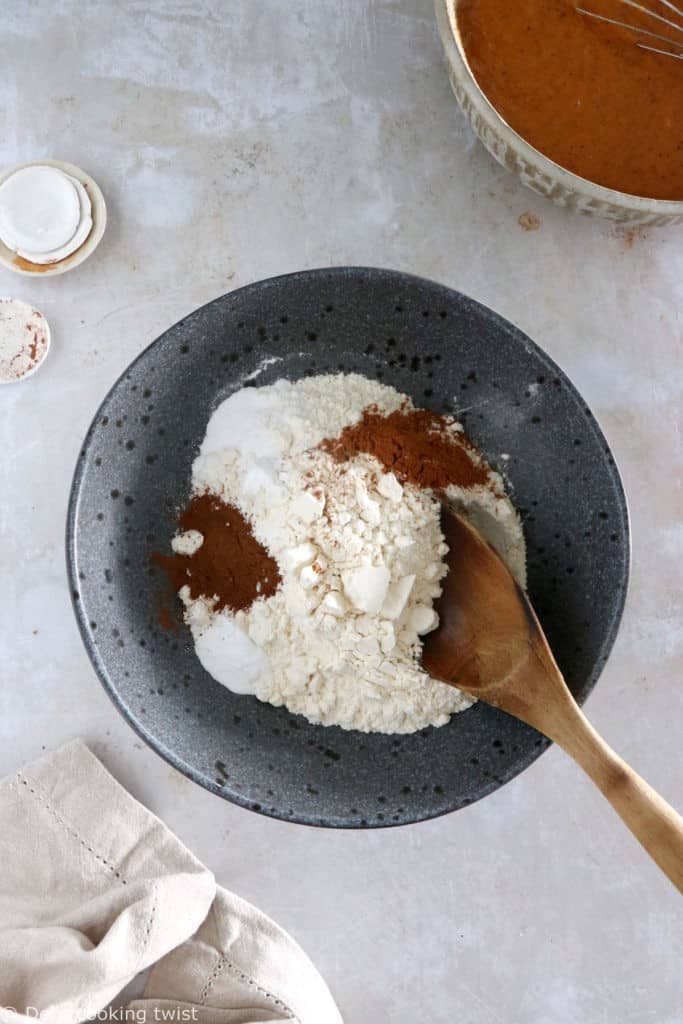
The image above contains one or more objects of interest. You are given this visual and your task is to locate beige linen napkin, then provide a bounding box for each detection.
[0,740,342,1024]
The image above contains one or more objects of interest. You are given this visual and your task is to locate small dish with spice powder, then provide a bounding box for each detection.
[435,0,683,224]
[0,298,51,384]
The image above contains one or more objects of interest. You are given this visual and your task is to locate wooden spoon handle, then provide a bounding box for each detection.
[549,701,683,893]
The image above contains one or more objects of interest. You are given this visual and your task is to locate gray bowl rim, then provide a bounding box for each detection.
[66,265,631,827]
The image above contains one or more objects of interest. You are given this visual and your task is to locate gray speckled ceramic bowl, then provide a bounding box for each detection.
[67,268,630,827]
[435,0,683,226]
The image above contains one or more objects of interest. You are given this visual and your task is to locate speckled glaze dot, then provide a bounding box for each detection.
[67,267,629,829]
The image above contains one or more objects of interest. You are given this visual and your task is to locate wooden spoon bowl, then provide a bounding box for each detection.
[423,508,683,892]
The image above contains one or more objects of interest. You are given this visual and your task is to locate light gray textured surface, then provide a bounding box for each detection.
[1,2,681,1021]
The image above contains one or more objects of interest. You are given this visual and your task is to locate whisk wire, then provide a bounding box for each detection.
[577,0,683,58]
[577,7,683,46]
[639,41,683,52]
[655,0,683,17]
[615,0,683,33]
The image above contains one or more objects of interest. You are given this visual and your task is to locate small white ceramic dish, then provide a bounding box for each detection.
[0,160,107,276]
[0,297,51,384]
[435,0,683,226]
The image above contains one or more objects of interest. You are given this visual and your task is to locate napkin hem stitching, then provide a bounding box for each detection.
[13,772,129,886]
[137,880,158,970]
[199,953,297,1019]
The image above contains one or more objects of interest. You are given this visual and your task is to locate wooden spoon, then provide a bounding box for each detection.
[422,508,683,892]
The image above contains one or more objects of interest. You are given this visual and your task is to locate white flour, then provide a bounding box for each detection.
[178,374,526,734]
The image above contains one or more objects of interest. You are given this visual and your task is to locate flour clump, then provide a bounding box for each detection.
[161,374,526,734]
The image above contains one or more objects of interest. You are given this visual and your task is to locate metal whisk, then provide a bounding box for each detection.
[577,0,683,58]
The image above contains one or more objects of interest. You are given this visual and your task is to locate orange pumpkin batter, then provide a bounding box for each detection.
[457,0,683,200]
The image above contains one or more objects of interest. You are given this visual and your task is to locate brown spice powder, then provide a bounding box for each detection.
[158,605,176,632]
[155,405,489,620]
[321,406,489,491]
[152,493,280,613]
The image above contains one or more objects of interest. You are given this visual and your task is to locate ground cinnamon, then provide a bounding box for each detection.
[321,406,489,490]
[153,494,280,613]
[156,408,488,618]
